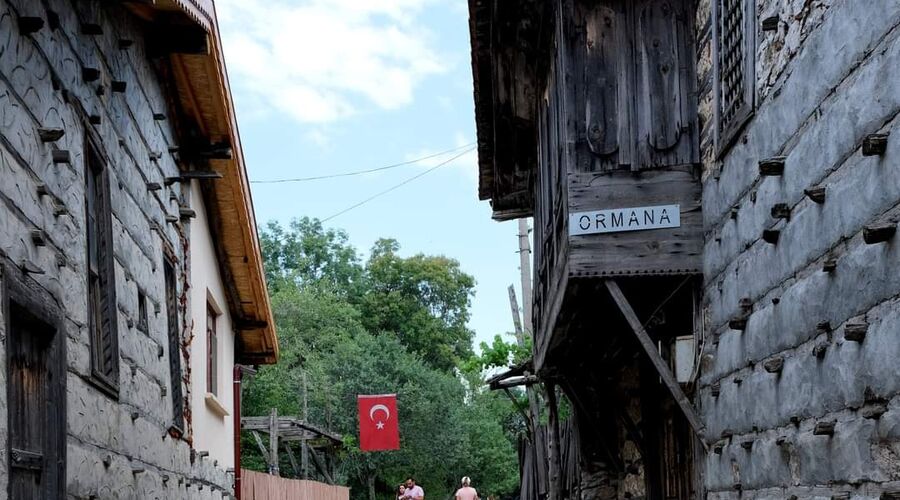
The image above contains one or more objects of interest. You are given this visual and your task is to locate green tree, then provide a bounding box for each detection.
[362,238,476,371]
[245,219,521,499]
[261,218,364,297]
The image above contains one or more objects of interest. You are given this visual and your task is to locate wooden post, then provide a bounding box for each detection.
[545,383,562,500]
[509,286,542,436]
[508,285,524,337]
[604,280,709,446]
[301,371,309,479]
[268,408,280,476]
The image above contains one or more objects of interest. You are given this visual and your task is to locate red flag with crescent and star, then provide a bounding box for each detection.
[358,394,400,451]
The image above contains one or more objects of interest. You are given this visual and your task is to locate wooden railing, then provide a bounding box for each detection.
[241,470,350,500]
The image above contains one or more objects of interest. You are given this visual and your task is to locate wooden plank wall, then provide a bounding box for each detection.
[240,470,350,500]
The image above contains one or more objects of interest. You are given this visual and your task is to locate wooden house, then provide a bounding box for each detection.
[0,0,276,497]
[471,0,705,497]
[473,0,900,498]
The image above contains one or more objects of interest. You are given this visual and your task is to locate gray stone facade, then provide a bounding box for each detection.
[0,0,232,497]
[697,0,900,497]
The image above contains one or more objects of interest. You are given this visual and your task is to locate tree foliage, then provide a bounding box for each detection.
[243,219,521,499]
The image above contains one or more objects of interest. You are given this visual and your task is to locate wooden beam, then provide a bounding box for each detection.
[604,280,709,447]
[502,387,533,436]
[283,442,300,477]
[147,22,209,56]
[307,445,335,485]
[251,431,269,460]
[490,374,539,390]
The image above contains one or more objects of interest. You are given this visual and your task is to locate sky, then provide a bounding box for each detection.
[215,0,525,349]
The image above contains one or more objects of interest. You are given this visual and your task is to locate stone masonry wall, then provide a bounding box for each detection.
[696,0,900,498]
[0,0,232,497]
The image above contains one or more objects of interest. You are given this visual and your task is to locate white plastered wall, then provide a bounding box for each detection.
[188,180,236,468]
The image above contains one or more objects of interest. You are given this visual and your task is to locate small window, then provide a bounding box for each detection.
[85,142,119,394]
[206,302,219,396]
[713,0,755,153]
[137,290,148,333]
[164,256,184,434]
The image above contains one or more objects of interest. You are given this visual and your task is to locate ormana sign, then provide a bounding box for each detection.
[569,204,680,236]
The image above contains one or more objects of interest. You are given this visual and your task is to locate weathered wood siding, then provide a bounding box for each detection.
[0,0,232,497]
[533,0,702,366]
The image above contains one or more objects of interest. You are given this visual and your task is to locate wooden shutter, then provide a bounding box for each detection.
[713,0,755,153]
[576,0,698,171]
[632,0,698,168]
[165,257,185,434]
[580,0,633,171]
[8,301,65,499]
[86,145,119,393]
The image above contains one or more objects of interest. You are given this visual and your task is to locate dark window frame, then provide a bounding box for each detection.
[137,289,148,333]
[712,0,756,156]
[3,259,67,499]
[206,300,219,396]
[84,136,120,397]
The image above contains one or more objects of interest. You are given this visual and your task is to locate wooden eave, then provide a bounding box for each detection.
[124,1,278,364]
[468,0,552,220]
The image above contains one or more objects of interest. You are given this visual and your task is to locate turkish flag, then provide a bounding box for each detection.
[358,394,400,451]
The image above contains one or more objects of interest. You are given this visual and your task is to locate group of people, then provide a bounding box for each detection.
[396,476,480,500]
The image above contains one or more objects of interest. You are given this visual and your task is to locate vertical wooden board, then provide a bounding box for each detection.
[584,4,619,157]
[637,0,683,152]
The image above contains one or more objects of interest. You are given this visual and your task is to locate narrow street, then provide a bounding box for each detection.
[1,1,900,499]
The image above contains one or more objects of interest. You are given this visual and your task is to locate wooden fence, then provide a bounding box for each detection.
[241,470,350,500]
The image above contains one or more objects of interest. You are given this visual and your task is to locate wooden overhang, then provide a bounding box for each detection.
[468,0,552,220]
[123,0,278,364]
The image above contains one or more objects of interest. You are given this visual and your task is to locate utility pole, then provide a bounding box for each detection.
[517,218,533,334]
[509,218,541,435]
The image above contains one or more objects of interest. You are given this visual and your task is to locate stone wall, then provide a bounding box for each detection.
[0,0,232,497]
[697,0,900,497]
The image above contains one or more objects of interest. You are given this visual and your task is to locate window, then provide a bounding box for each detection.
[713,0,755,152]
[164,256,184,434]
[137,289,148,333]
[206,301,219,396]
[85,143,119,394]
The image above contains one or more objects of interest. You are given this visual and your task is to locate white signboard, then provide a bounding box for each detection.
[569,204,680,236]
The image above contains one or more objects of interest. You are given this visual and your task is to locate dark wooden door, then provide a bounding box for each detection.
[8,302,64,499]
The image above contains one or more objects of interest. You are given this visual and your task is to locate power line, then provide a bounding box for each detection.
[321,147,475,223]
[250,142,476,184]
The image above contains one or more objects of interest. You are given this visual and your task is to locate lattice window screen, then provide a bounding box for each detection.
[714,0,754,152]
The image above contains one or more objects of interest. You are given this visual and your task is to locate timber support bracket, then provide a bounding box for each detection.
[604,279,710,449]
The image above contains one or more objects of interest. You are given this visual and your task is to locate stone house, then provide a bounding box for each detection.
[0,0,277,498]
[469,0,900,498]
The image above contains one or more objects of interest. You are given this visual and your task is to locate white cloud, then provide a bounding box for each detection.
[216,0,448,123]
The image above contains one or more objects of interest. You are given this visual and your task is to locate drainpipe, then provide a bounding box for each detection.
[233,364,257,500]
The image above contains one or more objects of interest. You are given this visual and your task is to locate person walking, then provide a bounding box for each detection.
[404,477,425,500]
[454,476,478,500]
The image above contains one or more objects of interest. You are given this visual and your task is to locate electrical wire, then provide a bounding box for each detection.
[321,147,475,223]
[250,142,476,184]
